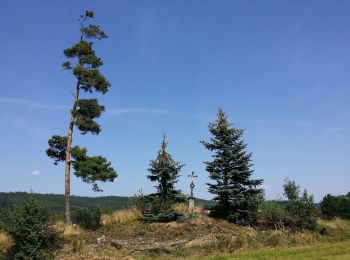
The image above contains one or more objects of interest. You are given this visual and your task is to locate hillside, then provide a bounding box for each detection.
[0,192,214,212]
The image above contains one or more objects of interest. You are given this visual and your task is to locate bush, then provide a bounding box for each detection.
[133,191,185,223]
[260,201,288,229]
[72,208,101,230]
[157,210,183,222]
[140,210,183,223]
[284,191,319,231]
[71,236,84,253]
[211,193,263,226]
[133,193,173,214]
[4,196,60,259]
[0,209,6,231]
[259,180,319,231]
[177,212,199,223]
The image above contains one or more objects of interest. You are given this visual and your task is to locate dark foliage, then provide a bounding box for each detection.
[260,179,319,231]
[320,192,350,220]
[133,191,184,223]
[46,135,68,165]
[147,135,184,203]
[0,192,130,213]
[73,99,105,135]
[72,208,101,230]
[139,135,185,222]
[260,201,288,229]
[4,196,60,259]
[71,146,117,192]
[140,210,183,223]
[202,109,263,225]
[0,208,6,231]
[0,192,213,214]
[46,140,117,192]
[46,10,117,224]
[133,193,174,215]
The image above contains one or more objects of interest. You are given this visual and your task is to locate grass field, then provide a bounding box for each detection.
[186,240,350,259]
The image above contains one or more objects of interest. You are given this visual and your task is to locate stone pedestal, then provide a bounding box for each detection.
[188,198,195,214]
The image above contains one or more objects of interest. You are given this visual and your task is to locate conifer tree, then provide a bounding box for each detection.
[46,11,117,225]
[202,109,263,225]
[147,135,184,203]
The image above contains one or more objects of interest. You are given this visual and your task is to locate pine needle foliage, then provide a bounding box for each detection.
[202,109,263,225]
[5,196,60,259]
[147,135,184,204]
[46,11,117,224]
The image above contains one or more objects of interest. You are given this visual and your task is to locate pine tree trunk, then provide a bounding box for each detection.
[64,82,80,225]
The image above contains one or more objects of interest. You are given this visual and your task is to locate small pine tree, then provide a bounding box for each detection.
[5,196,60,259]
[147,135,184,205]
[202,109,263,225]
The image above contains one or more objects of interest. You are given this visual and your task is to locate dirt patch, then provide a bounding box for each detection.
[81,215,241,255]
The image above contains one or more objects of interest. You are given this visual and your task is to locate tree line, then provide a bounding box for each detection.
[320,192,350,220]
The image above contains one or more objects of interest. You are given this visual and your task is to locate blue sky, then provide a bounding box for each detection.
[0,0,349,202]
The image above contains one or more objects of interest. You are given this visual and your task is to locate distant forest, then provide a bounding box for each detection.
[0,192,214,212]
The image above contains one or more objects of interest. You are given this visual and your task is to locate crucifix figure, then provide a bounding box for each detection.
[188,171,198,198]
[188,171,197,214]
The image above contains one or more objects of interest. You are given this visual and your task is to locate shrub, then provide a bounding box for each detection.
[284,192,319,231]
[140,210,183,223]
[282,179,319,231]
[177,212,199,223]
[157,210,183,222]
[260,201,288,229]
[71,236,84,253]
[133,193,173,214]
[209,192,263,226]
[0,209,6,231]
[259,180,319,231]
[133,191,185,223]
[72,208,101,230]
[5,196,60,259]
[0,232,13,255]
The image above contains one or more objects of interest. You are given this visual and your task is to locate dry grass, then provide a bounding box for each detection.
[55,243,128,259]
[0,232,13,254]
[54,221,85,241]
[51,216,350,259]
[102,207,142,225]
[317,217,350,230]
[316,217,350,242]
[173,218,350,257]
[63,225,84,239]
[173,203,203,214]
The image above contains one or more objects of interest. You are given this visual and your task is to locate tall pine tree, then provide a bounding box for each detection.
[46,11,117,225]
[202,109,263,225]
[147,135,184,203]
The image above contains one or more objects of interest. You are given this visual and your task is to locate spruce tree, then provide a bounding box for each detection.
[147,135,184,204]
[46,11,117,225]
[202,109,263,225]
